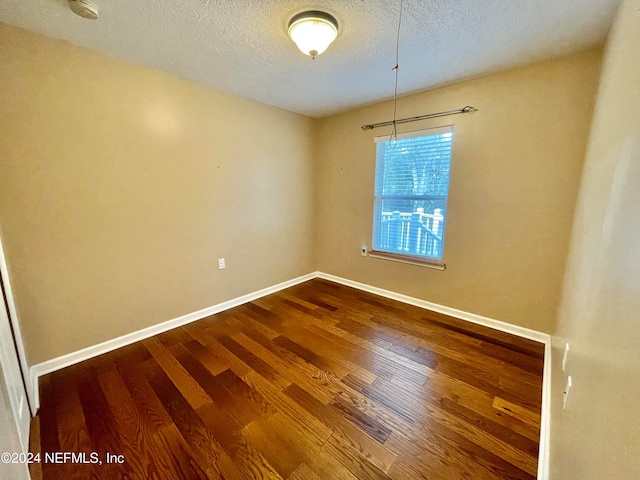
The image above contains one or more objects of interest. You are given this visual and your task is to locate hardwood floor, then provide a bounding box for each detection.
[32,279,544,479]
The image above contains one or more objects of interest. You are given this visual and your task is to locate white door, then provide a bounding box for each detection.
[0,233,31,462]
[0,285,30,455]
[0,362,30,479]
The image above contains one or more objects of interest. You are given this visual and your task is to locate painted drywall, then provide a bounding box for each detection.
[0,24,315,364]
[315,50,601,333]
[550,0,640,477]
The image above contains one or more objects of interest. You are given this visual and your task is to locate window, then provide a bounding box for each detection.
[372,126,453,265]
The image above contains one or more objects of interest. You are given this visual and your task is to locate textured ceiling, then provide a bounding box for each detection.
[0,0,621,117]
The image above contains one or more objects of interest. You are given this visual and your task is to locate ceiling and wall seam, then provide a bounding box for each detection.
[0,0,621,117]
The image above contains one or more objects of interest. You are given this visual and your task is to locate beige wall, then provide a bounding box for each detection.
[550,0,640,477]
[0,21,605,367]
[0,24,315,364]
[315,50,601,333]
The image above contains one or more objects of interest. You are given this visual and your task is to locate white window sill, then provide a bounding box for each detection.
[368,250,446,271]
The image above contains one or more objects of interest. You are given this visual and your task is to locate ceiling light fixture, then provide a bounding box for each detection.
[287,11,338,59]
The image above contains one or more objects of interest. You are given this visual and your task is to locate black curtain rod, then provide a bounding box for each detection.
[361,106,478,131]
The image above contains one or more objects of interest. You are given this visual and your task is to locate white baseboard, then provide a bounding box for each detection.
[29,269,551,479]
[315,272,551,480]
[29,272,317,410]
[538,336,551,480]
[316,272,550,343]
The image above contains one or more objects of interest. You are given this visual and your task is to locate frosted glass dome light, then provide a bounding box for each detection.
[288,11,338,59]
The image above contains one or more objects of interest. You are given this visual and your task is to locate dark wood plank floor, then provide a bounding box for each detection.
[33,279,544,479]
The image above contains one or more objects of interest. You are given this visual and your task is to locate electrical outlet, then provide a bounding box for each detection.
[562,343,570,372]
[563,376,572,410]
[361,246,367,256]
[218,258,226,270]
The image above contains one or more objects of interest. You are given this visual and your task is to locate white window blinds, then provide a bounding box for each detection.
[372,126,453,261]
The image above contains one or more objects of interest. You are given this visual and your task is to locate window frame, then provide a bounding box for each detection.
[370,125,453,269]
